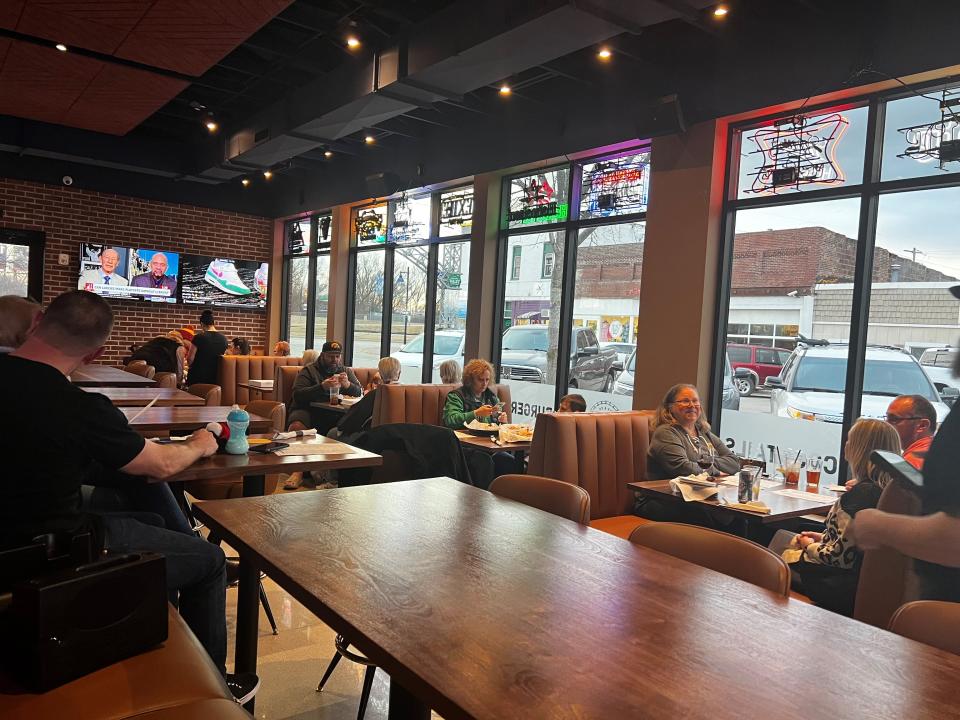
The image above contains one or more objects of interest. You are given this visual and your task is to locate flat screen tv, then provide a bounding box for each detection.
[179,254,268,309]
[78,244,179,303]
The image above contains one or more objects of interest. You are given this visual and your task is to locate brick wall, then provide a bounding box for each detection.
[0,178,273,366]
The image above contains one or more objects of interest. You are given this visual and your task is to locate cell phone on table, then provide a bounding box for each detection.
[249,441,289,454]
[870,450,923,492]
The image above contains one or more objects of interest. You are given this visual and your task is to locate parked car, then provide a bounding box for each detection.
[600,341,636,368]
[392,330,465,382]
[500,325,619,392]
[919,346,959,405]
[726,343,792,396]
[767,342,952,423]
[614,350,742,411]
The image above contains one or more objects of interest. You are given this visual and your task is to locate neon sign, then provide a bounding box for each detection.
[580,152,650,218]
[440,194,474,226]
[744,112,849,194]
[355,208,385,244]
[898,88,960,169]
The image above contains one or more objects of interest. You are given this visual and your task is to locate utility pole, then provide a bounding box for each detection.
[903,247,925,263]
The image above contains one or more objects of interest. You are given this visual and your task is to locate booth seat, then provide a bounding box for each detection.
[0,605,248,720]
[274,365,379,409]
[217,355,304,405]
[370,383,512,428]
[527,411,651,539]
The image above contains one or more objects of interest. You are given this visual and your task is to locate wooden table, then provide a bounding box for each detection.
[193,477,960,719]
[455,431,531,455]
[121,406,272,433]
[70,364,156,387]
[629,478,837,524]
[237,381,274,399]
[83,386,205,407]
[309,396,362,414]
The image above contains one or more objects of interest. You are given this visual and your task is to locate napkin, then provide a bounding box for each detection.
[723,500,771,515]
[673,473,714,487]
[273,428,318,440]
[669,479,718,502]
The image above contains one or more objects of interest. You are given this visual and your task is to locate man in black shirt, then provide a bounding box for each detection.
[288,340,362,431]
[0,291,230,674]
[187,309,228,385]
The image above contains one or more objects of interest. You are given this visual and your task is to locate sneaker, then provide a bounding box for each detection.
[254,262,268,298]
[205,259,252,296]
[226,672,261,704]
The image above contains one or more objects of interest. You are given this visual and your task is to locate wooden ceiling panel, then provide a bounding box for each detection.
[0,2,25,29]
[0,41,102,126]
[12,1,151,55]
[65,64,188,135]
[114,0,294,76]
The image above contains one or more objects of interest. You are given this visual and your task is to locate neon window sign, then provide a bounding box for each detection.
[898,88,960,169]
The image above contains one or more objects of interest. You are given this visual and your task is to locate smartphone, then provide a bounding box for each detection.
[249,441,289,454]
[871,450,924,492]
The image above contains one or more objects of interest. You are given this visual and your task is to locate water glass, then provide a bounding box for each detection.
[328,386,340,405]
[806,456,823,490]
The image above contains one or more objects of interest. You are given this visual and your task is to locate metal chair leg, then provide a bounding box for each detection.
[316,651,343,692]
[356,665,377,720]
[259,581,278,635]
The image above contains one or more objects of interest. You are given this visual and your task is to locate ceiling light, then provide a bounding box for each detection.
[499,84,511,96]
[364,135,375,144]
[205,120,218,132]
[713,5,729,17]
[346,35,360,49]
[263,170,273,180]
[597,47,612,61]
[324,150,333,158]
[241,178,251,187]
[55,43,68,52]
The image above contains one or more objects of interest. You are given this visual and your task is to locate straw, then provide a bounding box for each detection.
[775,445,783,468]
[126,394,161,424]
[793,448,802,465]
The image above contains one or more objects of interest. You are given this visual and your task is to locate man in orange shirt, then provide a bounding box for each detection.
[885,394,937,469]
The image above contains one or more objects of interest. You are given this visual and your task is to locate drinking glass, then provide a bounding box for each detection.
[752,471,763,501]
[328,386,340,405]
[784,449,802,487]
[806,456,823,490]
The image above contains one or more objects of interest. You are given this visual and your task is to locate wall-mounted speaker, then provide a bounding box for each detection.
[365,172,403,198]
[636,94,686,137]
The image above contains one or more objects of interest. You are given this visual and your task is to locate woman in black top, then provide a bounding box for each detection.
[187,310,228,385]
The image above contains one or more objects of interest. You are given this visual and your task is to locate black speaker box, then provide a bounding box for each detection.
[365,171,403,197]
[4,552,168,691]
[636,93,686,137]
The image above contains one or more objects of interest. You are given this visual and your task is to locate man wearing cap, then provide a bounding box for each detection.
[849,284,960,600]
[287,340,361,431]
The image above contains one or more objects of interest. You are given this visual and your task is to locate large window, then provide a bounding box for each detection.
[717,82,960,482]
[347,187,474,380]
[281,215,330,356]
[496,149,650,423]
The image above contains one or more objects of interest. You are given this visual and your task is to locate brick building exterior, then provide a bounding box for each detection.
[0,178,272,365]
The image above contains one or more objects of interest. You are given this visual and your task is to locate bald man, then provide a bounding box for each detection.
[131,251,178,294]
[78,247,128,288]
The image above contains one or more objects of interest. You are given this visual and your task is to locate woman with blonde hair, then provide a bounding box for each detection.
[438,358,461,385]
[785,418,901,614]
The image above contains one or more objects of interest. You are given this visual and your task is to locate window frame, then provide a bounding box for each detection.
[281,214,331,354]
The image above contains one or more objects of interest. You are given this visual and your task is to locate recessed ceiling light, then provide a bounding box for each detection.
[241,178,251,187]
[205,120,218,132]
[55,43,68,52]
[324,150,333,158]
[597,47,612,61]
[263,170,273,179]
[713,5,729,17]
[364,135,375,144]
[346,36,360,49]
[499,84,511,96]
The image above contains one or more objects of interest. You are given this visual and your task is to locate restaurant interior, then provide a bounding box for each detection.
[3,1,960,718]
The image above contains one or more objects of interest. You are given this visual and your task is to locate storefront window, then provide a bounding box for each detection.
[882,86,960,181]
[285,255,309,356]
[433,242,470,381]
[390,246,428,358]
[389,194,431,244]
[506,167,570,229]
[439,187,473,237]
[312,254,330,349]
[351,249,386,368]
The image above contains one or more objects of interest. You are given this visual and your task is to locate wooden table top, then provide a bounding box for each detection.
[629,478,837,523]
[83,386,204,407]
[192,477,960,719]
[455,431,532,454]
[162,436,382,482]
[70,364,156,387]
[309,397,361,413]
[120,406,272,433]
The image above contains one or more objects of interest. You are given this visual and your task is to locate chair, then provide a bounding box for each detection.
[629,522,791,596]
[153,372,177,388]
[125,361,155,379]
[889,601,960,655]
[490,474,591,524]
[186,383,222,406]
[527,412,650,539]
[316,636,378,720]
[853,480,922,628]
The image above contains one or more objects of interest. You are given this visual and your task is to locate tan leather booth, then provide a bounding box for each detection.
[0,605,247,720]
[527,412,650,539]
[273,365,380,408]
[854,480,922,628]
[370,383,512,428]
[218,354,303,405]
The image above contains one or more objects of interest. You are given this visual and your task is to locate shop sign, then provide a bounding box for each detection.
[441,194,473,226]
[355,208,385,244]
[745,112,849,194]
[581,153,650,217]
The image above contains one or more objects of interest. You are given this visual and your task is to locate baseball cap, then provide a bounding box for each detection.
[951,285,960,300]
[321,341,343,354]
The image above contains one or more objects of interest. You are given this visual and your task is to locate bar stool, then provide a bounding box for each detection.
[316,635,377,720]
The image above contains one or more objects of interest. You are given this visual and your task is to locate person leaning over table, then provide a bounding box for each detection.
[442,358,517,489]
[287,340,361,432]
[635,383,740,525]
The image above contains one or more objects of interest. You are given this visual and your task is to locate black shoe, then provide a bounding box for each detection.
[225,559,240,587]
[226,672,261,704]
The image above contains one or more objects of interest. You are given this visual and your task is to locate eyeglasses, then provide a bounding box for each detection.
[886,415,925,424]
[671,400,701,407]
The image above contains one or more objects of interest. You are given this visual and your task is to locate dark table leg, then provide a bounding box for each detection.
[388,677,430,720]
[236,556,260,712]
[242,473,265,498]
